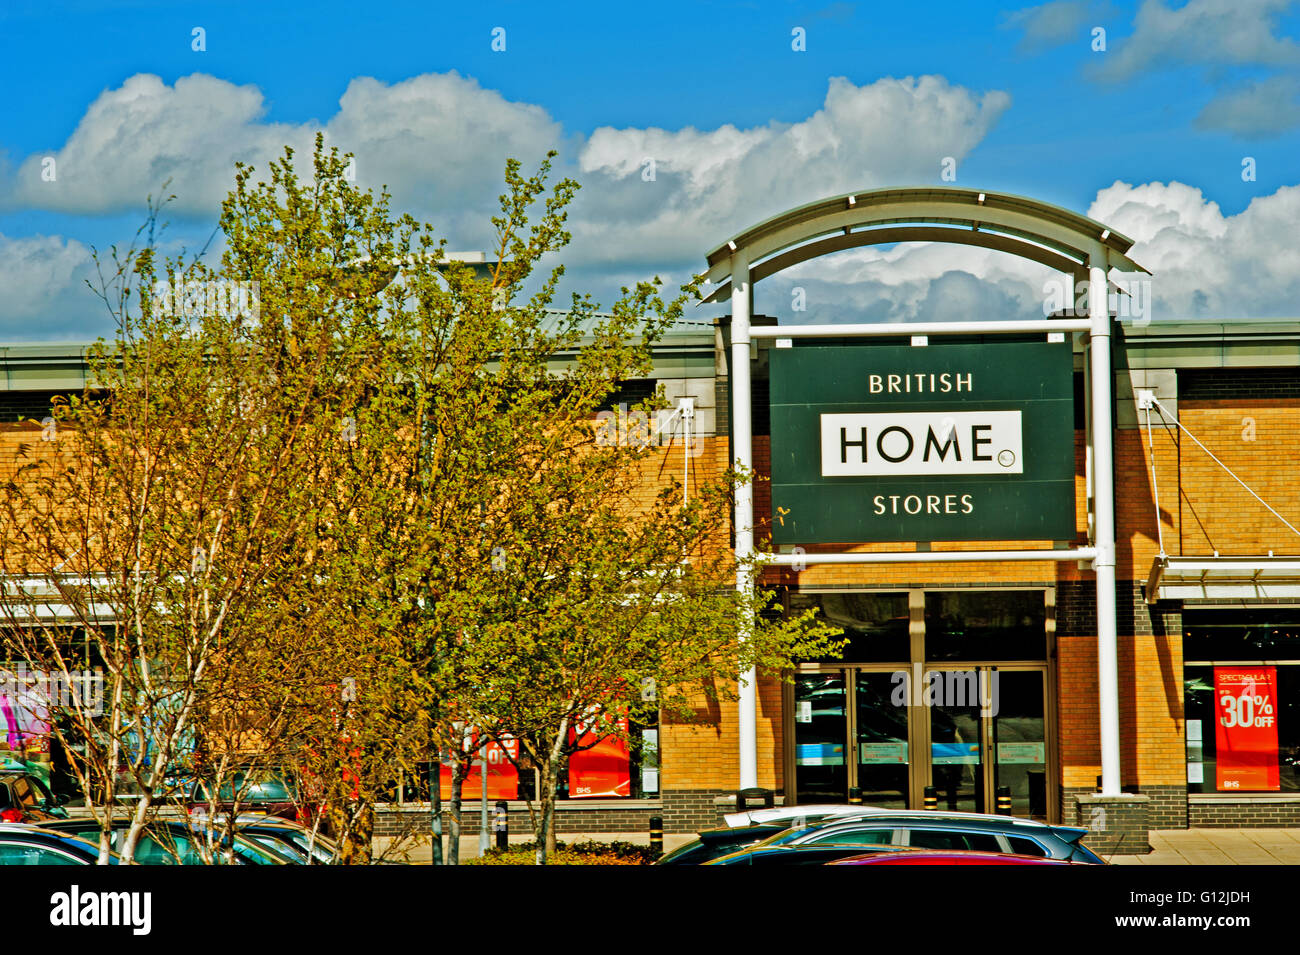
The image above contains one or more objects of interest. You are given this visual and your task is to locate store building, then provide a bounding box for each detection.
[5,188,1300,850]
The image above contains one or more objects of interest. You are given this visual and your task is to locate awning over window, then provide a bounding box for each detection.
[1146,556,1300,604]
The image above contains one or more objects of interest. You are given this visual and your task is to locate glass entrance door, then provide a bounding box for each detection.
[923,666,1048,818]
[793,670,910,808]
[992,670,1049,819]
[793,672,847,802]
[927,669,986,813]
[854,671,909,811]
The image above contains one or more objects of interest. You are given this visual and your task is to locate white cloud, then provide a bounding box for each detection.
[6,68,1299,339]
[749,179,1300,324]
[1092,0,1300,81]
[1087,180,1300,318]
[2,71,562,228]
[754,239,1058,325]
[1196,75,1300,135]
[0,233,105,339]
[570,75,1012,267]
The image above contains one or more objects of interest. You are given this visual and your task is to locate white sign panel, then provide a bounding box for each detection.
[820,411,1024,477]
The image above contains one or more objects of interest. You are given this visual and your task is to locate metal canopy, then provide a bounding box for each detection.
[702,186,1147,300]
[1146,555,1300,603]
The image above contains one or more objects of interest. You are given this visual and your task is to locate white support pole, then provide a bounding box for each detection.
[730,250,758,792]
[1089,247,1121,797]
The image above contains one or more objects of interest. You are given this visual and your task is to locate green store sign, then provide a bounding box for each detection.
[769,340,1076,544]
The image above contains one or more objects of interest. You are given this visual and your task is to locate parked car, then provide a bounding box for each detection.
[236,817,337,864]
[41,818,291,865]
[0,824,118,864]
[189,767,307,823]
[830,850,1072,865]
[655,824,790,865]
[712,813,1105,864]
[0,772,69,823]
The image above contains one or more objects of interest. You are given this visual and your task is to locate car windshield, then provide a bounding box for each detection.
[213,771,296,803]
[657,840,706,864]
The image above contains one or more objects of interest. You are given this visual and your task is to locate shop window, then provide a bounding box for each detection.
[1185,663,1300,794]
[924,591,1046,662]
[788,592,909,663]
[556,714,659,800]
[1184,610,1300,661]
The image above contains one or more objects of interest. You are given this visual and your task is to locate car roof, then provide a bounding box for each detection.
[729,804,1062,828]
[795,812,1059,832]
[0,823,118,857]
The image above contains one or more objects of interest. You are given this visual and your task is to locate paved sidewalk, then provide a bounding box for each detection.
[1110,828,1300,865]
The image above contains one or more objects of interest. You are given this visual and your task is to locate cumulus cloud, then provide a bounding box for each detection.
[750,179,1300,325]
[5,67,1299,339]
[2,71,563,231]
[753,239,1059,325]
[1091,0,1300,82]
[570,75,1012,268]
[1087,180,1300,318]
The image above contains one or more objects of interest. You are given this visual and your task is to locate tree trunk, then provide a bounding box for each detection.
[448,750,461,865]
[330,799,374,864]
[536,720,568,865]
[535,765,557,865]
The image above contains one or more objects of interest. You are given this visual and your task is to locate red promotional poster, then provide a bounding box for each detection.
[439,733,519,800]
[1214,667,1280,792]
[569,714,631,798]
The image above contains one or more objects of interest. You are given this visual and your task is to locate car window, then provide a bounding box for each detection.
[1006,836,1048,857]
[0,842,83,865]
[906,829,1003,852]
[12,778,37,807]
[807,828,893,846]
[252,832,312,861]
[0,785,11,809]
[287,830,337,863]
[133,833,181,865]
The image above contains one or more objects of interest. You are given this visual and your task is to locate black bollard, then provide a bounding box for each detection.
[996,786,1012,815]
[493,800,509,850]
[649,814,664,859]
[923,786,937,810]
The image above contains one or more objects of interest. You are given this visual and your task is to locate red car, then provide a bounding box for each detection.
[830,850,1072,866]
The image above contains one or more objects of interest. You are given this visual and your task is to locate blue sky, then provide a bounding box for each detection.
[2,0,1299,339]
